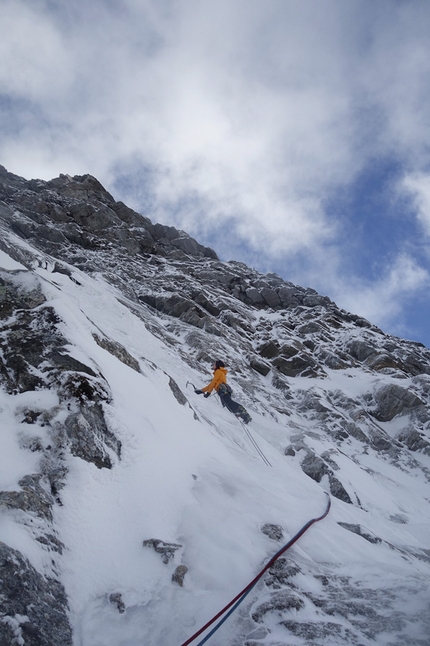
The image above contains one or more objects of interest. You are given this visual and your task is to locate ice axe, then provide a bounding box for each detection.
[186,381,210,397]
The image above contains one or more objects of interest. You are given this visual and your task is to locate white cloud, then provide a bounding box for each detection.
[0,1,74,102]
[401,173,430,237]
[330,253,430,333]
[2,0,430,342]
[0,0,379,248]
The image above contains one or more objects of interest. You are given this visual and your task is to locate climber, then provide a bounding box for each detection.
[195,360,252,424]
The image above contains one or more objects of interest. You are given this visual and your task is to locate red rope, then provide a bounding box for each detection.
[180,493,331,646]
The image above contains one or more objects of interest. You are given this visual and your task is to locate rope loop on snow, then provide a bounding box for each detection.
[179,492,331,646]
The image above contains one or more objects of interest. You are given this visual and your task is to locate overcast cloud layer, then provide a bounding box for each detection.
[1,0,430,345]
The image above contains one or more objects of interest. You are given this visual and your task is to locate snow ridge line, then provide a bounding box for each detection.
[180,492,331,646]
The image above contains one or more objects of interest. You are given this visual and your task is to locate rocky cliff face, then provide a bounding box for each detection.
[0,166,429,646]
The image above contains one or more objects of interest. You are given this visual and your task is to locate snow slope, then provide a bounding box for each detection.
[1,245,429,646]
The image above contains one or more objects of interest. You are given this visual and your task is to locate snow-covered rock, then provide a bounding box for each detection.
[0,166,429,646]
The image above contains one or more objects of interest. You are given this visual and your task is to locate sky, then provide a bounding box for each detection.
[1,0,430,347]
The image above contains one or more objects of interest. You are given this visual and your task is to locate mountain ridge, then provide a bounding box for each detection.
[0,165,429,646]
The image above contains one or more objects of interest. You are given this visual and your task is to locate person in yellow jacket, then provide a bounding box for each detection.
[195,360,252,424]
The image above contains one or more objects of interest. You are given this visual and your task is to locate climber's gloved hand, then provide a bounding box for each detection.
[194,389,203,395]
[204,392,210,398]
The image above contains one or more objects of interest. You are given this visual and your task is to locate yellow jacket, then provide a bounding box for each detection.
[202,367,228,393]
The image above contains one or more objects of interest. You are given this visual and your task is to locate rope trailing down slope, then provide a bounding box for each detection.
[180,492,331,646]
[239,419,272,467]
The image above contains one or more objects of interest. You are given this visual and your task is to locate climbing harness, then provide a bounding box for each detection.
[217,382,233,397]
[238,419,272,467]
[179,493,331,646]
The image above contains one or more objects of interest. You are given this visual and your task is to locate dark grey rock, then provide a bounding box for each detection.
[172,565,188,587]
[340,421,369,443]
[397,428,430,454]
[277,286,303,308]
[389,514,408,524]
[58,371,109,403]
[271,374,293,397]
[369,430,393,452]
[279,343,300,359]
[347,339,377,362]
[318,348,350,370]
[365,353,403,373]
[245,287,266,306]
[284,445,295,456]
[373,384,424,421]
[93,334,141,372]
[0,541,73,646]
[145,293,193,318]
[35,533,64,554]
[281,620,351,642]
[64,402,121,469]
[273,354,320,378]
[264,557,301,589]
[402,352,429,376]
[260,287,281,309]
[0,274,45,319]
[0,168,218,261]
[0,474,54,521]
[143,538,182,564]
[252,591,304,623]
[301,453,330,482]
[49,351,99,376]
[299,393,330,415]
[321,451,340,470]
[249,358,271,376]
[192,292,221,317]
[219,309,252,332]
[258,341,280,359]
[338,522,382,544]
[301,453,352,503]
[261,524,284,541]
[109,592,126,613]
[180,306,207,328]
[302,291,331,307]
[328,475,353,504]
[303,574,409,641]
[297,321,322,335]
[168,377,188,405]
[0,303,63,393]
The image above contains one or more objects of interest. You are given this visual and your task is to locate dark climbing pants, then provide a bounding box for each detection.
[219,391,243,415]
